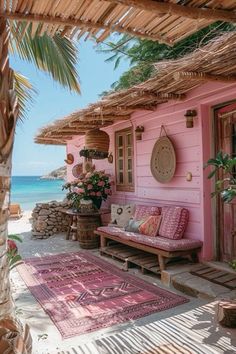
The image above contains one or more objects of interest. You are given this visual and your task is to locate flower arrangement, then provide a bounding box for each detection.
[63,171,112,210]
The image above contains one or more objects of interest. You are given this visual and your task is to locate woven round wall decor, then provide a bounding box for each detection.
[150,136,176,183]
[72,163,83,178]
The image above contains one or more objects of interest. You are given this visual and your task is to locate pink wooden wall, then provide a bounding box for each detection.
[66,82,236,261]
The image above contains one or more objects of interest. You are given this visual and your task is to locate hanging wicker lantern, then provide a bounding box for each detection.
[80,128,110,159]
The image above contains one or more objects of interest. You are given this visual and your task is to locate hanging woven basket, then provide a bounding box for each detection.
[80,128,110,159]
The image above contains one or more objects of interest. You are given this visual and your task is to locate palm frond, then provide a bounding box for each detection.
[10,22,80,93]
[13,71,36,120]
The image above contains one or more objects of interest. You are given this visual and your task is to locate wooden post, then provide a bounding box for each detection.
[100,235,107,248]
[0,18,32,353]
[158,254,166,271]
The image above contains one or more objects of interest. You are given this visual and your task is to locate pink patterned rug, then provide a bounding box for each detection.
[18,251,188,339]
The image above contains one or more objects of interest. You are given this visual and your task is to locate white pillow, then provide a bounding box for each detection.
[110,204,135,227]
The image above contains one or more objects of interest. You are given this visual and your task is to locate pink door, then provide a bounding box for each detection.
[216,103,236,262]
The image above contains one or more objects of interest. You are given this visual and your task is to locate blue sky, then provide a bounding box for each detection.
[10,39,129,176]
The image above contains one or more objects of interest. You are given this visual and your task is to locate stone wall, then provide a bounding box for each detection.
[31,201,71,238]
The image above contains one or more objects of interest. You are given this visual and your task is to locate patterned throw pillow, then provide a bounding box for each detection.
[134,205,161,221]
[159,206,189,240]
[139,215,162,237]
[125,218,145,233]
[110,204,135,227]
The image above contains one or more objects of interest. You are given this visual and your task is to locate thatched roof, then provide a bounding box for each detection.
[35,31,236,145]
[2,1,236,44]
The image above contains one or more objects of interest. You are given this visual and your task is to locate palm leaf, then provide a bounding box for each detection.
[10,21,80,93]
[207,169,217,179]
[13,71,36,120]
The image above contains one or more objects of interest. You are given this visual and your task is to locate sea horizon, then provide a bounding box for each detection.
[11,176,66,211]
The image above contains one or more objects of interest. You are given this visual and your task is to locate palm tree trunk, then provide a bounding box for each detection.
[0,18,32,353]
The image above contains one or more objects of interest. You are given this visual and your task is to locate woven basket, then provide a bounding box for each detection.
[72,163,83,178]
[85,129,110,153]
[150,136,176,183]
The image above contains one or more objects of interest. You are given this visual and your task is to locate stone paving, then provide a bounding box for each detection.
[8,213,236,354]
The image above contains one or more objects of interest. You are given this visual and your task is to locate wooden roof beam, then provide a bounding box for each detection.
[173,71,236,82]
[69,121,113,127]
[79,114,131,120]
[3,12,172,44]
[131,90,186,101]
[35,138,67,145]
[46,131,85,137]
[123,104,157,111]
[111,0,236,23]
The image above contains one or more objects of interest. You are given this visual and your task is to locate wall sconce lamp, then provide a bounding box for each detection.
[135,125,145,140]
[184,109,197,128]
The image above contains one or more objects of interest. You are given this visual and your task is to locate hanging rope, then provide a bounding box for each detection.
[159,124,168,137]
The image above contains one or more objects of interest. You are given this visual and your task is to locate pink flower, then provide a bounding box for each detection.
[108,190,112,195]
[74,187,84,194]
[7,240,17,253]
[96,191,102,197]
[90,192,96,196]
[105,189,110,194]
[86,172,92,178]
[87,184,93,190]
[98,181,105,187]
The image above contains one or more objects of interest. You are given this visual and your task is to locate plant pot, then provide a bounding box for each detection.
[90,197,102,210]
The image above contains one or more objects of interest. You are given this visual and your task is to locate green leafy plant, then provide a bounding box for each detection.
[7,234,23,270]
[10,21,80,119]
[229,259,236,270]
[98,22,234,92]
[205,151,236,203]
[205,151,236,270]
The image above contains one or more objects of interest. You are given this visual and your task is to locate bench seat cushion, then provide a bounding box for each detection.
[97,226,202,252]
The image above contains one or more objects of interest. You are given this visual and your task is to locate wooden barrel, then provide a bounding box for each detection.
[77,214,101,249]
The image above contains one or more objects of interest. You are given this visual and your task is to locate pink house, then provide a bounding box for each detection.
[36,32,236,263]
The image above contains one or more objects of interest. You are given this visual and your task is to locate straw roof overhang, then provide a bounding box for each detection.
[35,31,236,146]
[2,1,236,44]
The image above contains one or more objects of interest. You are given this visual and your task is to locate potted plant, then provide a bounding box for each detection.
[62,170,112,211]
[205,151,236,202]
[205,151,236,269]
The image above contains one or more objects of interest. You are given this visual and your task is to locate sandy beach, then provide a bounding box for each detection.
[8,210,32,235]
[7,212,236,354]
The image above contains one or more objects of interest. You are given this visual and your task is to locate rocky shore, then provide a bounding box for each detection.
[40,166,66,180]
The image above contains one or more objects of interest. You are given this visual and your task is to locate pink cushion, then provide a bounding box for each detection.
[159,206,189,240]
[97,226,202,252]
[134,205,161,221]
[139,215,162,237]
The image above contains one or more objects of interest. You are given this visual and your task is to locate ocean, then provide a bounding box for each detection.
[11,176,66,211]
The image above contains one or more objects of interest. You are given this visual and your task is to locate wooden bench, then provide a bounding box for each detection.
[95,226,203,272]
